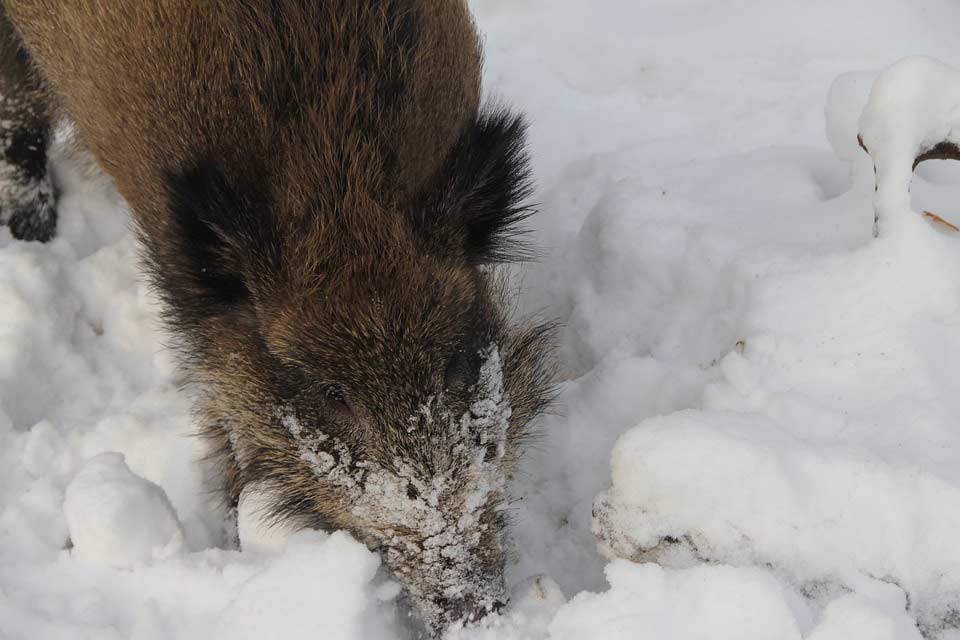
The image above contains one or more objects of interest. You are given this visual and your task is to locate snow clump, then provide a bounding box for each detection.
[63,452,184,567]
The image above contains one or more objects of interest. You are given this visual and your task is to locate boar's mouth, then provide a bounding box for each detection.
[398,590,508,637]
[281,345,514,632]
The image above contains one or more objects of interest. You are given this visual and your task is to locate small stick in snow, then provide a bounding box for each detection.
[923,211,959,232]
[861,135,960,169]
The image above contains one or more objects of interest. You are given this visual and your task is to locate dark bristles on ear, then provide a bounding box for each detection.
[459,109,536,263]
[417,107,537,265]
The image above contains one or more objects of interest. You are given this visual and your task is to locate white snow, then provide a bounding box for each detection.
[236,485,291,555]
[214,531,399,640]
[63,452,184,567]
[547,562,808,640]
[5,1,960,639]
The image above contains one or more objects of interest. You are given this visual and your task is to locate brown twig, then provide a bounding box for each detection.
[857,135,960,169]
[924,211,960,231]
[913,141,960,170]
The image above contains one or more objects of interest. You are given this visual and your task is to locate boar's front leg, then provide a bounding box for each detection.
[0,7,55,242]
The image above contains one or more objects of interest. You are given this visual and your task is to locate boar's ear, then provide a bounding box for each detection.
[158,160,276,318]
[421,108,536,264]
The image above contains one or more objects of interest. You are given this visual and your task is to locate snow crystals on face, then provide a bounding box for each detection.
[467,346,512,462]
[283,411,361,497]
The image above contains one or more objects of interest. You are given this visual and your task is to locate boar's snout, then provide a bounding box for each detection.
[454,596,507,624]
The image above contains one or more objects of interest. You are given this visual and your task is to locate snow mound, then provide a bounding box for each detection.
[215,531,398,640]
[64,452,184,567]
[456,563,927,640]
[550,562,807,640]
[808,593,923,640]
[595,122,960,637]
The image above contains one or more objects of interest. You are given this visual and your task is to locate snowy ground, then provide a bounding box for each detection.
[4,1,960,639]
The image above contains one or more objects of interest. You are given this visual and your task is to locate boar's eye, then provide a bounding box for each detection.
[406,483,420,500]
[323,386,353,418]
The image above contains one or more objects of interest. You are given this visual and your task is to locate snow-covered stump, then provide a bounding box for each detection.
[858,56,960,236]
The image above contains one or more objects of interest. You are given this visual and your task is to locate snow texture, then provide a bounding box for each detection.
[5,1,960,639]
[213,531,399,640]
[63,452,184,567]
[236,484,291,555]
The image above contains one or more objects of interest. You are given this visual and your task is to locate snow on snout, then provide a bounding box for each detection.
[285,346,513,627]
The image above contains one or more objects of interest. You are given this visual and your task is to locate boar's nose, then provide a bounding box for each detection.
[487,598,507,616]
[436,596,507,626]
[466,598,507,622]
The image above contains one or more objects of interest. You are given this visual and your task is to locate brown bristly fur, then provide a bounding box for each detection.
[1,1,555,634]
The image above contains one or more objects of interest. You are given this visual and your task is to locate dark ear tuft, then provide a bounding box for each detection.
[458,109,535,263]
[418,108,536,264]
